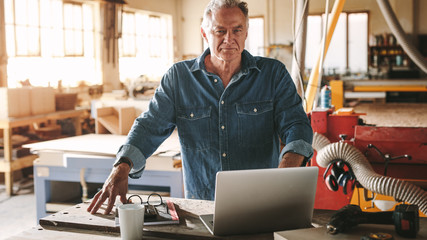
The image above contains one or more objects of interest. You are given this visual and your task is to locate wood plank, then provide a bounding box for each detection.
[118,107,135,135]
[24,132,180,157]
[0,109,85,128]
[24,134,127,156]
[0,155,37,172]
[11,154,38,171]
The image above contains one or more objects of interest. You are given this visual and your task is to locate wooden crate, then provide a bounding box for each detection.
[30,87,56,115]
[0,87,31,118]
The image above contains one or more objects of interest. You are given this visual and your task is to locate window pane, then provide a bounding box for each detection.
[246,17,264,56]
[305,15,322,71]
[5,0,14,24]
[323,13,347,74]
[14,0,28,25]
[5,25,16,56]
[15,26,28,55]
[63,3,83,55]
[28,0,39,27]
[28,27,40,55]
[121,12,136,56]
[348,13,368,73]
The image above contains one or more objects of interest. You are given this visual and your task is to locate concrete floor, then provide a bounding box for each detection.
[0,102,426,239]
[0,177,36,240]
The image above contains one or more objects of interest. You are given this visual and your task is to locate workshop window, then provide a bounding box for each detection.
[5,0,41,56]
[305,12,368,75]
[119,10,173,82]
[4,0,98,87]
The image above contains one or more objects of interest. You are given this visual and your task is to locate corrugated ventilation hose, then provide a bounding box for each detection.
[313,133,427,215]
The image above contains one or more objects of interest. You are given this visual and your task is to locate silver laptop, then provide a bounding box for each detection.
[199,167,318,236]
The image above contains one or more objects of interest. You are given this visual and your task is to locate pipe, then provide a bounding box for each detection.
[291,0,309,99]
[316,141,427,215]
[304,0,347,113]
[312,132,331,151]
[376,0,427,74]
[314,0,330,109]
[80,168,88,202]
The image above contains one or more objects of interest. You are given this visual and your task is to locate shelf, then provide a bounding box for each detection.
[0,154,38,172]
[368,45,412,69]
[0,109,86,196]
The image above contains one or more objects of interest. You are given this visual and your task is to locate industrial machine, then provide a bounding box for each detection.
[309,108,427,218]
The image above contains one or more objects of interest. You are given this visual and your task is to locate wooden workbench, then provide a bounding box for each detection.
[11,197,273,240]
[0,109,85,196]
[7,197,427,240]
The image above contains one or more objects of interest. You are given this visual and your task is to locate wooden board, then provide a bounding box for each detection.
[274,223,427,240]
[38,197,273,240]
[24,132,180,157]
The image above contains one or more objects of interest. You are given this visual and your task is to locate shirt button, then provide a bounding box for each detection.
[253,108,258,112]
[214,79,218,83]
[190,113,194,118]
[221,125,225,130]
[222,153,226,157]
[221,101,224,105]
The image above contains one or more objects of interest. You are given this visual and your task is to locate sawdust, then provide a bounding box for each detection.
[353,103,427,127]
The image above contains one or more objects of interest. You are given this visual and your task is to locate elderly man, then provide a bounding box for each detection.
[88,0,313,215]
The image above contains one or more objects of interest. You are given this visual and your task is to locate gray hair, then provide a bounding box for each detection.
[201,0,249,31]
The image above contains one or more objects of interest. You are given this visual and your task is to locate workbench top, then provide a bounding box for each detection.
[7,196,426,240]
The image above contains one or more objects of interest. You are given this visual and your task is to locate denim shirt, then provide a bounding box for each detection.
[116,49,313,200]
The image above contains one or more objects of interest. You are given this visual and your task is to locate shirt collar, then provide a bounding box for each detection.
[190,48,261,74]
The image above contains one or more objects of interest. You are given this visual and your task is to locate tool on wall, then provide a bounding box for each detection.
[102,0,126,67]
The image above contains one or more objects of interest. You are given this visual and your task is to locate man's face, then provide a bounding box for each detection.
[202,7,248,63]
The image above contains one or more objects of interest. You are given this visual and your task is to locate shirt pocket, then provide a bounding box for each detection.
[177,106,212,151]
[236,101,274,147]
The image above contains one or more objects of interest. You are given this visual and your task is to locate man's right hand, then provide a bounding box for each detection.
[87,163,131,215]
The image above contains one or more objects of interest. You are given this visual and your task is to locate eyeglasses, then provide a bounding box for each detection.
[127,193,164,206]
[126,193,168,217]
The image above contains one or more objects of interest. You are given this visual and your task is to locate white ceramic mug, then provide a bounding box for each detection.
[118,204,145,240]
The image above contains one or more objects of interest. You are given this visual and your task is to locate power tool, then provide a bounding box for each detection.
[326,204,419,238]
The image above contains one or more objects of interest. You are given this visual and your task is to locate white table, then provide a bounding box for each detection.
[25,133,183,222]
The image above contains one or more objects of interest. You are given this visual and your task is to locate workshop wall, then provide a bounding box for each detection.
[179,0,426,58]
